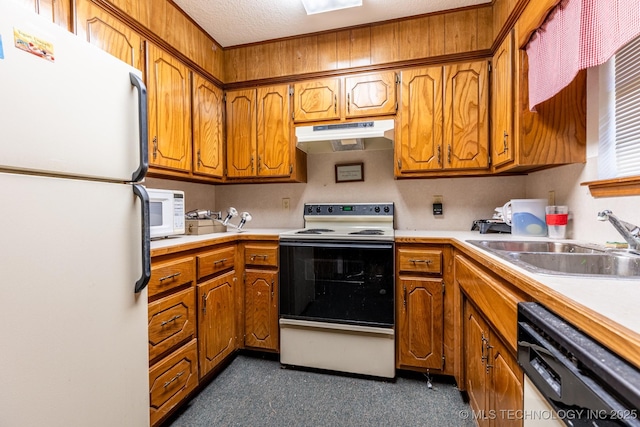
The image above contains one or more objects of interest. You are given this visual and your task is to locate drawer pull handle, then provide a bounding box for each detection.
[163,371,185,388]
[159,272,181,282]
[409,259,432,265]
[161,314,182,326]
[250,254,269,261]
[213,258,227,265]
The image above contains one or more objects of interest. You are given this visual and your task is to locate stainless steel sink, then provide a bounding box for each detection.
[466,240,640,278]
[510,252,640,277]
[467,240,605,254]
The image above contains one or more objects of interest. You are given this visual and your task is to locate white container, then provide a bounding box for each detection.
[503,199,548,237]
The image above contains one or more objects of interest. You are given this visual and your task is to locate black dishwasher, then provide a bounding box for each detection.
[517,302,640,426]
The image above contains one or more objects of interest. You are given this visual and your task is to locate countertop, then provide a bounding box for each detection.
[151,228,640,366]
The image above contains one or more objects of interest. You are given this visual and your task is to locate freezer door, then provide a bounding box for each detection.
[0,1,146,182]
[0,172,150,427]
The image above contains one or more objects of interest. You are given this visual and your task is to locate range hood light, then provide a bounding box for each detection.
[301,0,363,15]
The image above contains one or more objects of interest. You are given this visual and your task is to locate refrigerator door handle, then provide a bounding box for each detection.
[133,184,151,293]
[129,72,149,183]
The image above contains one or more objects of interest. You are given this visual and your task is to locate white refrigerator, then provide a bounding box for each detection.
[0,2,151,426]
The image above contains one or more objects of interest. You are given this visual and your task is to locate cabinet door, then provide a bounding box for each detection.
[345,71,397,118]
[192,73,224,178]
[444,61,489,170]
[397,277,444,369]
[256,85,291,177]
[491,31,514,168]
[397,67,444,173]
[465,301,490,427]
[244,269,278,351]
[147,44,192,172]
[396,67,443,173]
[198,270,237,378]
[293,78,340,123]
[75,0,143,71]
[226,89,256,178]
[489,333,523,427]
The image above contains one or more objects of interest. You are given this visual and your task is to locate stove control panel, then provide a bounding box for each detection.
[304,203,394,216]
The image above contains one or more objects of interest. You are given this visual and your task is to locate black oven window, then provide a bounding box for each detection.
[280,243,394,327]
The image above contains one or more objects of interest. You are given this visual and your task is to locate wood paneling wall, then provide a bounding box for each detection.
[224,5,493,84]
[103,0,225,82]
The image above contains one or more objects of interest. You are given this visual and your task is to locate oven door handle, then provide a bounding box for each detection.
[279,240,393,250]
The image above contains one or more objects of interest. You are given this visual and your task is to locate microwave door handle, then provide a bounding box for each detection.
[133,184,151,293]
[129,72,149,183]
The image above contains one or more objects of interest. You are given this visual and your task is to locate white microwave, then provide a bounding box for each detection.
[146,188,185,238]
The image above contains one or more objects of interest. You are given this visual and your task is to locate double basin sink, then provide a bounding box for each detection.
[466,240,640,278]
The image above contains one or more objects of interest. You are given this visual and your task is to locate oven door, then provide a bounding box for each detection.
[279,239,394,328]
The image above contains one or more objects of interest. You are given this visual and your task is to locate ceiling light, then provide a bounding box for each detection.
[301,0,363,15]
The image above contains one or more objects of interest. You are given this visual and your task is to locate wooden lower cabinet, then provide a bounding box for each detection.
[149,339,199,427]
[397,277,444,369]
[395,245,454,373]
[242,242,279,352]
[464,301,523,427]
[197,269,238,378]
[244,269,279,351]
[456,254,524,426]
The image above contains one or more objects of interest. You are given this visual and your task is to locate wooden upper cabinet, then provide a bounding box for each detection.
[491,31,514,169]
[226,85,293,179]
[256,86,292,177]
[293,71,397,123]
[293,78,340,123]
[75,0,143,71]
[491,23,586,173]
[192,73,224,178]
[147,43,192,173]
[225,89,257,178]
[396,66,444,173]
[396,61,489,176]
[344,71,397,118]
[444,60,489,170]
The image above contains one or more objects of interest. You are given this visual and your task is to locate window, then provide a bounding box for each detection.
[598,34,640,179]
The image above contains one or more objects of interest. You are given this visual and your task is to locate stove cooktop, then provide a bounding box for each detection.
[280,202,395,241]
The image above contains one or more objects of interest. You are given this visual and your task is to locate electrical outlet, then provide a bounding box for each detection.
[548,191,556,206]
[282,198,290,211]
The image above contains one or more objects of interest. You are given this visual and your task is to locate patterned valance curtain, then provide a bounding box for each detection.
[526,0,640,111]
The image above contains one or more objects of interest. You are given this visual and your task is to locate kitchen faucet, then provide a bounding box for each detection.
[597,210,640,252]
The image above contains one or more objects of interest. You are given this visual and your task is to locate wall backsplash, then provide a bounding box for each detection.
[144,177,216,213]
[215,149,527,230]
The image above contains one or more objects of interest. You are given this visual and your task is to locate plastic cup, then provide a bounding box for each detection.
[546,206,569,239]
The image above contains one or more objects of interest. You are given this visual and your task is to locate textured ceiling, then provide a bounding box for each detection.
[172,0,491,48]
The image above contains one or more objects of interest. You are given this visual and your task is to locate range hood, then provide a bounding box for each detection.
[295,119,394,154]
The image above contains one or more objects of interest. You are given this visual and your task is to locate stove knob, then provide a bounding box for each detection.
[384,206,390,213]
[316,206,321,213]
[328,206,333,213]
[374,206,380,213]
[307,206,313,214]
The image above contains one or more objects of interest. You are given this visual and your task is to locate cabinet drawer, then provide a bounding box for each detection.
[148,287,196,362]
[149,339,199,427]
[244,243,278,268]
[398,249,442,274]
[149,256,195,297]
[197,245,236,280]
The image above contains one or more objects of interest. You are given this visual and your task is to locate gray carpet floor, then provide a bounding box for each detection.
[166,353,474,427]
